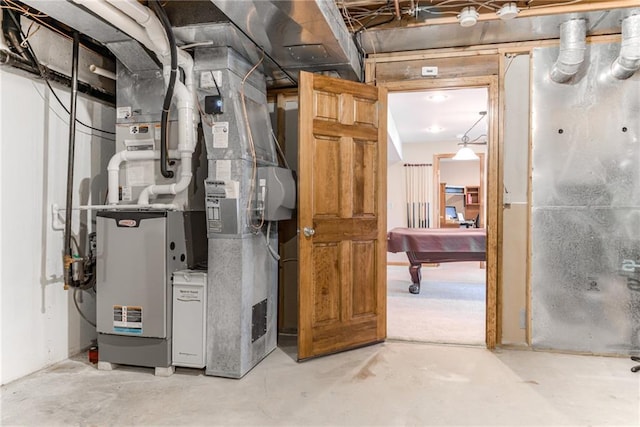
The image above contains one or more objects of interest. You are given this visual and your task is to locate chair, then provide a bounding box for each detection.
[632,356,640,372]
[473,213,480,228]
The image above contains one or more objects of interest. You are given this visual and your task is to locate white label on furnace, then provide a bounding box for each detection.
[125,161,154,186]
[215,160,231,181]
[212,122,229,148]
[200,71,222,89]
[225,180,239,199]
[117,106,132,119]
[121,186,132,202]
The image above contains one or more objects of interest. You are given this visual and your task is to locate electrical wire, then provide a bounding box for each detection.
[73,288,96,327]
[240,51,266,231]
[269,129,290,170]
[31,82,116,141]
[265,221,280,261]
[4,6,116,136]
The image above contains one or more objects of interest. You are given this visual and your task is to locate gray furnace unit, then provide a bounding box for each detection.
[96,211,188,375]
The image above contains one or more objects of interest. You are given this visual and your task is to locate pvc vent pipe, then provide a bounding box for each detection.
[550,19,587,83]
[611,12,640,80]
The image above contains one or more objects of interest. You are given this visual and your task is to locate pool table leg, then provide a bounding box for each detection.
[408,263,422,294]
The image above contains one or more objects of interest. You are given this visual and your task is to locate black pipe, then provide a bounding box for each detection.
[63,31,80,289]
[150,0,176,179]
[0,49,38,73]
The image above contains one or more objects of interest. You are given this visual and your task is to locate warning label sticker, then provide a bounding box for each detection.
[113,305,142,334]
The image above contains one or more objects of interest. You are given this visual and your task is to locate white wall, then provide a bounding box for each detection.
[0,69,115,385]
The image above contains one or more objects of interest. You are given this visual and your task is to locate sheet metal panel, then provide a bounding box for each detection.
[531,42,640,354]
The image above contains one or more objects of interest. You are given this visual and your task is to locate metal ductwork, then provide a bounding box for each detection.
[611,11,640,80]
[20,0,361,87]
[550,19,587,83]
[208,0,361,84]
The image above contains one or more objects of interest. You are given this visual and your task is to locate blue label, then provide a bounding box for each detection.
[114,327,143,335]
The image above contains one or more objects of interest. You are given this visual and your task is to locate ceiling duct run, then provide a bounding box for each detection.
[20,0,362,87]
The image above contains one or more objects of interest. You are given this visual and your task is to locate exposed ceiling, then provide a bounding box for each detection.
[335,0,631,32]
[389,87,488,145]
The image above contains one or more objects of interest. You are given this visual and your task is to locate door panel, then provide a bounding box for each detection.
[298,71,387,361]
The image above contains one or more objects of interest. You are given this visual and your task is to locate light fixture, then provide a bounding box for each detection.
[496,2,519,20]
[427,93,448,102]
[453,111,487,161]
[426,125,444,133]
[457,6,479,27]
[452,145,479,161]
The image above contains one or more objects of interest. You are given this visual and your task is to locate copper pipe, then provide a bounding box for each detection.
[394,0,401,20]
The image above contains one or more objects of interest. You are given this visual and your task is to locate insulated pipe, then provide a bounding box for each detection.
[611,12,640,80]
[137,152,193,205]
[63,32,80,289]
[107,149,179,205]
[550,19,587,83]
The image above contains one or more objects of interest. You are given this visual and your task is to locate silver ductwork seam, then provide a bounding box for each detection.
[550,19,587,83]
[611,11,640,80]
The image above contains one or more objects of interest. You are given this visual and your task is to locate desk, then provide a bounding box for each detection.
[387,227,486,294]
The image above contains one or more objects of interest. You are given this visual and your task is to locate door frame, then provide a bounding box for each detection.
[378,76,500,349]
[434,152,485,228]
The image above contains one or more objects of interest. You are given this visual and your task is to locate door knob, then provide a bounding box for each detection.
[303,227,315,237]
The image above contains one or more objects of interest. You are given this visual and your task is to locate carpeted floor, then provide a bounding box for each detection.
[387,262,486,346]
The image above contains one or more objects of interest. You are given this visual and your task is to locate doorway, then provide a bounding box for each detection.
[386,86,490,346]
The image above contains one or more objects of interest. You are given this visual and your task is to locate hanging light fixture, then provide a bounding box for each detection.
[453,111,487,161]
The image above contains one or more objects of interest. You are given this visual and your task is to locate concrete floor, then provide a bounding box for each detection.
[2,341,639,426]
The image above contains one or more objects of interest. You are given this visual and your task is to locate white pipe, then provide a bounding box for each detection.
[138,152,192,205]
[83,0,198,204]
[550,19,587,83]
[89,64,116,80]
[107,149,179,205]
[77,204,178,210]
[72,0,157,55]
[105,0,170,59]
[611,12,640,80]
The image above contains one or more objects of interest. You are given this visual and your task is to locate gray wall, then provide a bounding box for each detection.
[531,42,640,354]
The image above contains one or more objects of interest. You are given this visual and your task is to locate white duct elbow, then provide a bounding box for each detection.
[107,149,179,205]
[550,19,587,84]
[137,153,193,205]
[611,12,640,80]
[105,0,170,60]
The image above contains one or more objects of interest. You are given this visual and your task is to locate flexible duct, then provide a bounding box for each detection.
[550,19,587,83]
[611,12,640,80]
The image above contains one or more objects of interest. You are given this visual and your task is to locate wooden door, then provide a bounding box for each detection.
[297,71,387,360]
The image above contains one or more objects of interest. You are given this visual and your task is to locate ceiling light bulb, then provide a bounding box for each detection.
[457,6,479,27]
[497,2,519,20]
